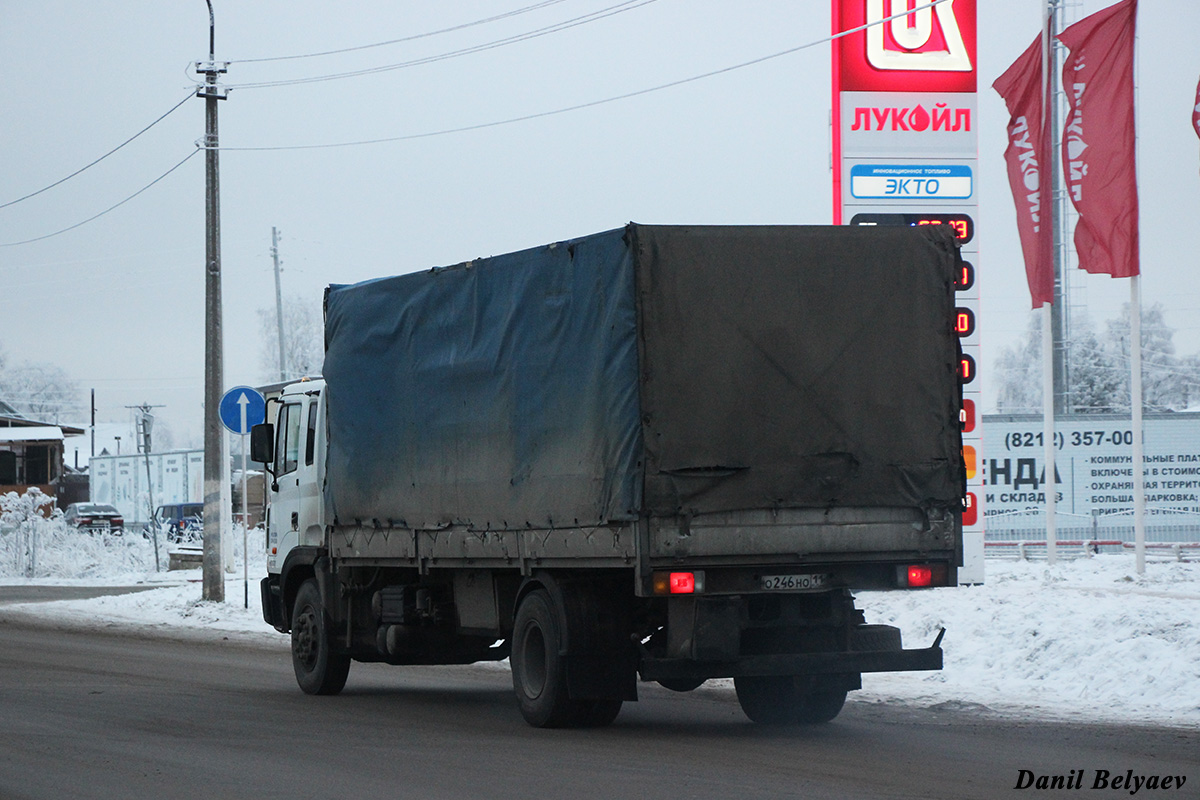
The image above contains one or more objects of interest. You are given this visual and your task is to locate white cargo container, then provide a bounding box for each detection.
[89,450,203,527]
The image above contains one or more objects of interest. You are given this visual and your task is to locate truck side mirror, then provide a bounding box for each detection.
[250,423,275,466]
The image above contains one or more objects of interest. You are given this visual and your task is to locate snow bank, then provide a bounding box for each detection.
[1,488,262,583]
[1,488,159,580]
[855,555,1200,727]
[14,574,286,644]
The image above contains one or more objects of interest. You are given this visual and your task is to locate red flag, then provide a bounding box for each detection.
[992,35,1054,308]
[1192,77,1200,141]
[1058,0,1139,278]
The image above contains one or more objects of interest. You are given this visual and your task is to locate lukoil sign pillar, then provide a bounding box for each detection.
[832,0,984,582]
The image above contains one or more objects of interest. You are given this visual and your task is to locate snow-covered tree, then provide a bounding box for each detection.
[0,360,81,423]
[993,312,1124,414]
[1102,303,1184,412]
[994,313,1043,414]
[257,294,323,383]
[1178,353,1200,411]
[1067,322,1124,414]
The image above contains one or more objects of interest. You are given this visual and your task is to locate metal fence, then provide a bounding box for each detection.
[984,506,1200,561]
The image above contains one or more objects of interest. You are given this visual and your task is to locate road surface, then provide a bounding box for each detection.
[0,617,1195,800]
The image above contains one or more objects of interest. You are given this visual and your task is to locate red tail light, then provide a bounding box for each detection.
[651,570,706,595]
[899,563,949,588]
[907,566,933,587]
[669,573,695,594]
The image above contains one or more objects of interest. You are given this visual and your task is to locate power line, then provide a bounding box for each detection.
[231,0,571,63]
[214,0,949,152]
[0,93,194,211]
[0,151,199,248]
[220,0,658,91]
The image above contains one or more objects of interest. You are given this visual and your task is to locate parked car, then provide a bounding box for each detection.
[144,502,203,544]
[64,503,124,534]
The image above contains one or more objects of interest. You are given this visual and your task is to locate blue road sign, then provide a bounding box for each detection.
[219,386,266,435]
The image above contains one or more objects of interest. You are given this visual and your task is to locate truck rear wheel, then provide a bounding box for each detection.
[734,675,847,725]
[511,589,581,727]
[291,579,351,695]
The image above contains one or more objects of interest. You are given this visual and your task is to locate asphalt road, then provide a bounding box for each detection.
[0,618,1195,800]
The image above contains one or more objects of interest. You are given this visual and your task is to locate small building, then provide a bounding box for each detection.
[0,399,85,506]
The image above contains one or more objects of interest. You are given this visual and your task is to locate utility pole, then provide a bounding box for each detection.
[271,227,287,382]
[198,0,227,603]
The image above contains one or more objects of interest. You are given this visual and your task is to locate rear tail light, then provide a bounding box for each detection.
[652,570,706,595]
[113,518,123,527]
[907,566,933,587]
[898,563,948,588]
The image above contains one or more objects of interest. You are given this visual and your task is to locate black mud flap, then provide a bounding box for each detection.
[261,577,285,632]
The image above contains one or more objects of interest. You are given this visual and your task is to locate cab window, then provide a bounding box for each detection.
[275,403,302,476]
[305,399,318,466]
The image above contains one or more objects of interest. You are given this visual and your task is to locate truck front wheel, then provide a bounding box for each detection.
[734,675,847,725]
[291,579,351,695]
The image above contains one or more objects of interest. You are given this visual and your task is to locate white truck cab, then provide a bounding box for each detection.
[262,379,326,577]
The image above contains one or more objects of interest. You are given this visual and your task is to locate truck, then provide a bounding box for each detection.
[252,223,966,728]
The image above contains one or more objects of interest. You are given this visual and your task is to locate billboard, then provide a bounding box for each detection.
[983,416,1200,519]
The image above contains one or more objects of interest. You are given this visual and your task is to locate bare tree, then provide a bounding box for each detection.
[258,294,323,382]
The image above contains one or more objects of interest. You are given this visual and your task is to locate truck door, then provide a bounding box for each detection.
[269,400,304,571]
[297,395,322,545]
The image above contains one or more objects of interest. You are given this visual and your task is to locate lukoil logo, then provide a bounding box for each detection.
[866,0,972,72]
[833,0,976,93]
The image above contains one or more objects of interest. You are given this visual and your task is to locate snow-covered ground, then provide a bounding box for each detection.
[854,556,1200,728]
[2,510,1197,728]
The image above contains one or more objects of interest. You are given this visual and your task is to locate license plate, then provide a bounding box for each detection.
[760,573,828,592]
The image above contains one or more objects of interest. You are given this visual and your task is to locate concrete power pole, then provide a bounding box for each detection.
[271,227,287,382]
[199,0,227,603]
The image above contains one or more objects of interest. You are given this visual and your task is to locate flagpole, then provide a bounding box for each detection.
[1131,2,1146,576]
[1041,0,1057,565]
[1131,276,1145,574]
[1043,304,1056,565]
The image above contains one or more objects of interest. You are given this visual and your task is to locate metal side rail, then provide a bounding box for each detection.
[638,629,945,682]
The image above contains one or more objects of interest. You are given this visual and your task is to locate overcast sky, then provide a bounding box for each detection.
[2,0,1198,448]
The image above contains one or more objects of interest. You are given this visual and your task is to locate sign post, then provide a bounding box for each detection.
[832,0,983,581]
[219,386,266,608]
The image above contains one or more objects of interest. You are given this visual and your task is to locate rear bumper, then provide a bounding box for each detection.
[638,630,944,682]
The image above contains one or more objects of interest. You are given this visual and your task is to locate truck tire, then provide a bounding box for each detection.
[852,624,903,652]
[511,589,581,728]
[291,579,351,695]
[734,675,847,725]
[576,697,623,728]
